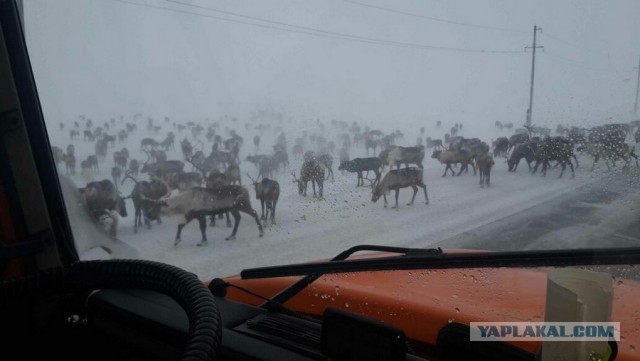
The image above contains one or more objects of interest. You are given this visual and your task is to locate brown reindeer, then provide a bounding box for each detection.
[371,167,428,208]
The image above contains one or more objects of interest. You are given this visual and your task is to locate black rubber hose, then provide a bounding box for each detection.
[0,259,221,361]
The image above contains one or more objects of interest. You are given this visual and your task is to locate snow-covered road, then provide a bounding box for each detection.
[49,119,627,279]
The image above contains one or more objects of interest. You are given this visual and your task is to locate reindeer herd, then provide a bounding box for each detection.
[51,114,640,247]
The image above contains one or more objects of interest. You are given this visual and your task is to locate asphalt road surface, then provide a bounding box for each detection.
[434,167,640,280]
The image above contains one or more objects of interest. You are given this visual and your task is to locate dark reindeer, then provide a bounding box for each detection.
[291,159,325,198]
[338,157,382,187]
[248,174,280,225]
[122,172,171,233]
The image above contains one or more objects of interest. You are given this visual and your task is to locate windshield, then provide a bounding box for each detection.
[22,0,640,280]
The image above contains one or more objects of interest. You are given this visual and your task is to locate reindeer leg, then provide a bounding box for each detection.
[197,216,208,246]
[174,217,191,246]
[383,194,388,208]
[271,201,276,225]
[260,199,266,220]
[226,211,232,227]
[144,208,152,229]
[407,185,417,205]
[420,183,429,204]
[569,160,575,179]
[556,161,564,178]
[226,210,241,240]
[246,207,264,237]
[391,189,400,209]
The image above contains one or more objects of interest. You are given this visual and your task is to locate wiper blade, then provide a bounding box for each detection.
[242,247,640,281]
[250,245,442,306]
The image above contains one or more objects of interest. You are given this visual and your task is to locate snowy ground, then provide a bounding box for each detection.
[48,117,623,279]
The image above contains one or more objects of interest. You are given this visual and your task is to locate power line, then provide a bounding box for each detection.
[110,0,523,54]
[544,51,631,74]
[342,0,528,35]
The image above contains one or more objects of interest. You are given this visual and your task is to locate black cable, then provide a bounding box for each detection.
[110,0,523,54]
[342,0,528,34]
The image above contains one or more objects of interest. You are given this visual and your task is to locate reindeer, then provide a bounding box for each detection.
[140,159,184,178]
[95,139,108,162]
[111,166,122,188]
[84,155,97,173]
[147,186,264,246]
[248,174,280,225]
[83,130,94,142]
[224,162,242,185]
[82,179,128,237]
[273,150,289,171]
[292,159,325,198]
[386,146,425,170]
[371,167,429,208]
[69,129,79,140]
[103,134,116,147]
[128,159,139,177]
[253,135,260,152]
[140,138,159,151]
[160,134,175,150]
[316,154,334,181]
[181,138,193,160]
[476,153,494,188]
[113,151,127,170]
[165,171,203,192]
[63,153,76,175]
[338,157,382,187]
[205,171,232,228]
[122,172,170,233]
[51,146,64,166]
[431,149,475,177]
[257,156,276,179]
[531,136,575,178]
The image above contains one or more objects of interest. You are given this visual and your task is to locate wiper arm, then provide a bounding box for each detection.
[242,247,640,281]
[249,245,442,306]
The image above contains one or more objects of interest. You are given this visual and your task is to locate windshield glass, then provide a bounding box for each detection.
[22,0,640,279]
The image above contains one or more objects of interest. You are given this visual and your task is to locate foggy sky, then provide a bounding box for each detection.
[24,0,640,134]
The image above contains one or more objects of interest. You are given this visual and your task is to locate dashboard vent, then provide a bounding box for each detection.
[233,312,325,359]
[246,313,322,348]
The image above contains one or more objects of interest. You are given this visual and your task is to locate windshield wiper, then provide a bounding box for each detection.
[242,247,640,284]
[249,245,443,307]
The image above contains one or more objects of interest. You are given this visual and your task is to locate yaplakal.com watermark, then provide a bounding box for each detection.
[470,322,620,342]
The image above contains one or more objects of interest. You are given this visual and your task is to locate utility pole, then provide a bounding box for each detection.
[634,55,640,116]
[525,25,543,126]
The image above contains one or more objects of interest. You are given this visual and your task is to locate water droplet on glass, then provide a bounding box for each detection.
[335,286,340,295]
[448,318,453,323]
[630,345,635,352]
[455,307,460,313]
[345,302,350,308]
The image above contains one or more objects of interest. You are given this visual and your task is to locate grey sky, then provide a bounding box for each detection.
[24,0,640,135]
